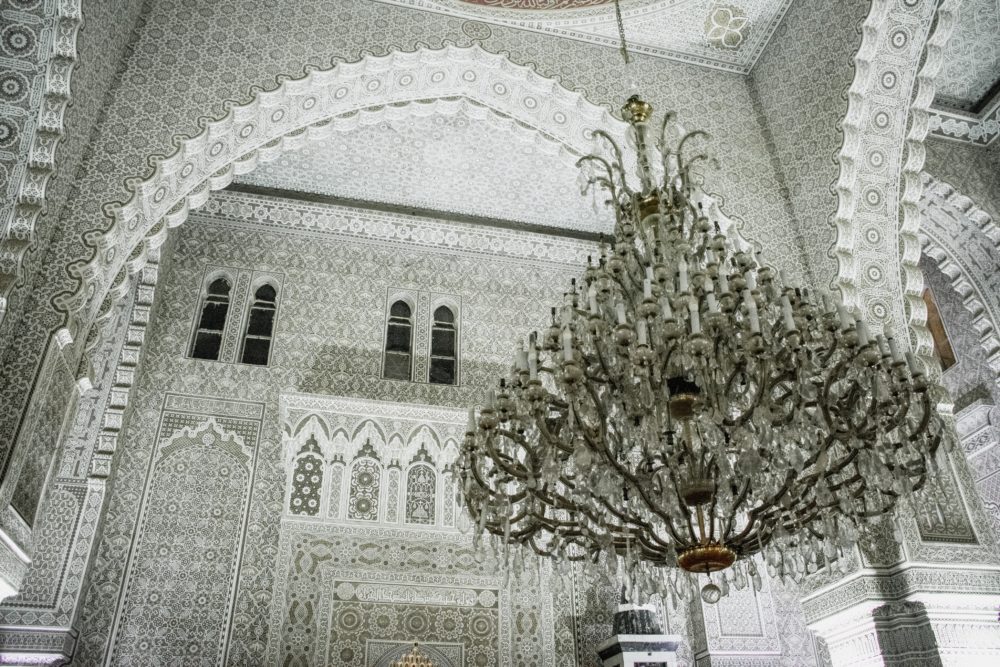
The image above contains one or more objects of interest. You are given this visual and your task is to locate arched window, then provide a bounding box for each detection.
[429,305,457,385]
[241,284,278,366]
[190,277,231,360]
[405,464,437,525]
[383,300,413,380]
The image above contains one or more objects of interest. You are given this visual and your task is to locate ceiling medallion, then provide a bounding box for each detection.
[459,90,949,605]
[705,4,751,50]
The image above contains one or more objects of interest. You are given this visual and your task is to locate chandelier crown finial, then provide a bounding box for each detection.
[622,95,653,124]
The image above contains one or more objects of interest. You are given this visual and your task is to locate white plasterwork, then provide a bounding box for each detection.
[236,103,607,231]
[370,0,793,73]
[194,190,598,268]
[919,172,1000,374]
[70,44,626,334]
[933,0,1000,111]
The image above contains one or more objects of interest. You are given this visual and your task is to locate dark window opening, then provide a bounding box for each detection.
[190,277,231,360]
[241,284,278,366]
[430,305,457,385]
[384,300,413,380]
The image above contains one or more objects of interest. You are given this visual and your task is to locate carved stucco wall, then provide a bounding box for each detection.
[924,138,1000,223]
[71,191,586,664]
[0,237,176,660]
[924,258,1000,540]
[748,0,868,289]
[63,190,822,665]
[917,163,1000,547]
[0,0,830,494]
[0,0,147,376]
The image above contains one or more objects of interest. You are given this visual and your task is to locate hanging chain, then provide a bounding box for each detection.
[614,0,631,64]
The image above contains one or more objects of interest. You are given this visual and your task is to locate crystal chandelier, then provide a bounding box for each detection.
[458,93,949,604]
[391,644,434,667]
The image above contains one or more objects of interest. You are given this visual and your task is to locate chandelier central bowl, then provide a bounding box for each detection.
[676,543,737,573]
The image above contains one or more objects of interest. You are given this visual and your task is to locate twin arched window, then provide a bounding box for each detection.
[382,301,458,384]
[190,278,232,360]
[190,277,278,365]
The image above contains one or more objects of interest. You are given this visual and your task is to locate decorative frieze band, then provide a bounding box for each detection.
[194,190,597,269]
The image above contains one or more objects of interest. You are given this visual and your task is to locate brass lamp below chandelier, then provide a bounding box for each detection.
[391,643,434,667]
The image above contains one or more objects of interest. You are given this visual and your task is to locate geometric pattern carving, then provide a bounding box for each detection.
[238,107,604,232]
[371,0,793,73]
[107,417,254,666]
[0,0,83,319]
[932,0,1000,111]
[384,467,402,524]
[919,173,1000,375]
[290,438,324,517]
[916,458,979,545]
[328,464,345,520]
[404,464,436,526]
[8,486,82,607]
[347,457,382,523]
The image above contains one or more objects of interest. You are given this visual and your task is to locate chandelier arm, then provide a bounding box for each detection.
[467,460,530,506]
[575,152,614,181]
[482,436,532,481]
[706,480,721,543]
[609,252,646,301]
[576,154,620,200]
[531,410,575,456]
[582,424,684,547]
[578,483,674,550]
[591,130,627,175]
[657,112,678,167]
[818,331,844,368]
[591,337,620,390]
[676,130,710,169]
[730,466,799,545]
[905,389,933,443]
[819,359,858,437]
[765,370,801,427]
[721,478,753,538]
[721,359,767,428]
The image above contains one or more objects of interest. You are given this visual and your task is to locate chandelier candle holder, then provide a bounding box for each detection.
[459,94,951,606]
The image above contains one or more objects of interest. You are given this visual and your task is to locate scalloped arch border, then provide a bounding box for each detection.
[830,0,954,349]
[56,44,627,345]
[0,0,83,320]
[919,173,1000,374]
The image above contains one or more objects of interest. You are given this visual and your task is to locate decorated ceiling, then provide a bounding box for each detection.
[373,0,794,72]
[235,107,608,233]
[456,0,614,7]
[934,0,1000,111]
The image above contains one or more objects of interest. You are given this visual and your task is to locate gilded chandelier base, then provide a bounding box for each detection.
[676,543,737,573]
